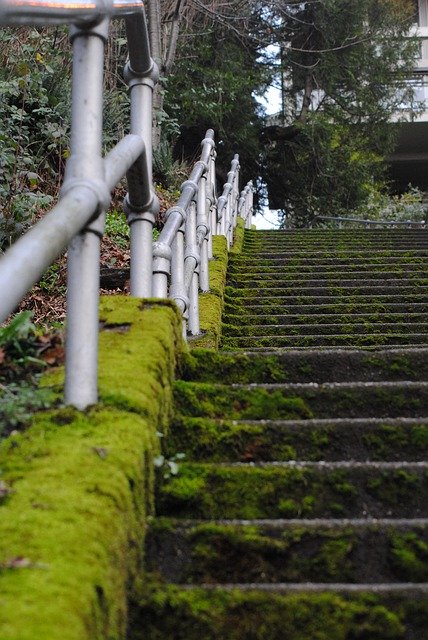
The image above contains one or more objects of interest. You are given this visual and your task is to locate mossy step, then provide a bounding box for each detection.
[221,333,428,349]
[183,348,428,384]
[229,254,428,267]
[224,301,428,316]
[222,312,428,327]
[174,380,428,420]
[243,230,428,239]
[128,583,428,640]
[226,285,428,299]
[156,462,428,519]
[165,417,428,462]
[226,344,428,352]
[242,244,428,253]
[224,294,428,315]
[228,261,428,274]
[130,583,428,640]
[222,323,428,338]
[228,270,428,282]
[146,518,428,585]
[233,250,428,260]
[229,278,428,290]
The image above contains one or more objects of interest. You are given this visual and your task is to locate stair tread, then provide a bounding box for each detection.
[180,583,428,592]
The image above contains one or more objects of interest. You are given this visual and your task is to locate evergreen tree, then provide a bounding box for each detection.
[259,0,420,225]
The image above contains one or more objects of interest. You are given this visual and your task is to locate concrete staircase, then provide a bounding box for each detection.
[132,229,428,639]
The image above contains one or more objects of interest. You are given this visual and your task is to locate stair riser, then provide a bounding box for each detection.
[226,286,428,298]
[157,464,428,519]
[224,302,428,315]
[221,334,428,348]
[231,251,428,262]
[229,278,428,290]
[228,270,428,281]
[231,255,428,265]
[174,381,428,420]
[146,522,428,584]
[222,313,428,327]
[166,417,428,463]
[131,587,428,640]
[222,323,428,338]
[184,349,428,384]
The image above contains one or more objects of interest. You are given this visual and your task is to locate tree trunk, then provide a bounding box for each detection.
[298,72,313,123]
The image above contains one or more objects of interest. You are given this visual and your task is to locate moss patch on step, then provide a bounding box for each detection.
[156,464,428,520]
[0,298,183,640]
[128,582,428,640]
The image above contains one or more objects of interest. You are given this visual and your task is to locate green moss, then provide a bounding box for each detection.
[389,532,428,581]
[129,583,417,640]
[173,380,428,421]
[173,381,313,421]
[229,218,246,255]
[0,298,184,640]
[156,463,428,519]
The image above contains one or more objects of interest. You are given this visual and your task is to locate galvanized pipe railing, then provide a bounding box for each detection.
[0,0,158,409]
[0,0,254,408]
[152,133,253,337]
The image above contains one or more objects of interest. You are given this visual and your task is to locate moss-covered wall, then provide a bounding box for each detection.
[0,215,246,638]
[0,298,183,640]
[191,218,245,350]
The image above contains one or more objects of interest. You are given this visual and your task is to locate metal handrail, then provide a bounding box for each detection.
[314,215,426,228]
[152,134,253,337]
[0,3,254,408]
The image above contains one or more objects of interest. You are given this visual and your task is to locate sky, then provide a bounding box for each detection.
[254,84,282,229]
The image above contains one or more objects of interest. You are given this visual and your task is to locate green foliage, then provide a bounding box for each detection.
[105,210,129,249]
[261,0,421,224]
[0,311,54,436]
[0,28,71,249]
[0,380,54,434]
[0,311,40,366]
[164,24,268,190]
[153,140,189,191]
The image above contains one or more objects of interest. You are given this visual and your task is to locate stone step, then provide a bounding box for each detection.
[222,312,428,327]
[225,285,428,298]
[223,301,428,315]
[146,518,428,585]
[243,230,428,238]
[183,348,428,384]
[230,249,428,262]
[242,230,428,239]
[222,323,428,338]
[230,253,428,266]
[228,268,428,281]
[165,417,428,462]
[242,237,428,245]
[131,583,428,640]
[156,461,428,519]
[174,380,428,420]
[221,333,428,349]
[228,277,428,290]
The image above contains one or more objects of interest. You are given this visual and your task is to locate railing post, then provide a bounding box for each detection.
[185,200,200,335]
[170,222,188,337]
[197,173,210,292]
[124,16,159,297]
[207,153,216,258]
[64,19,110,410]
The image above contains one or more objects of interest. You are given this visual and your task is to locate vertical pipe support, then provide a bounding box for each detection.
[123,41,159,297]
[185,201,200,335]
[63,19,110,410]
[197,174,210,292]
[170,222,188,337]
